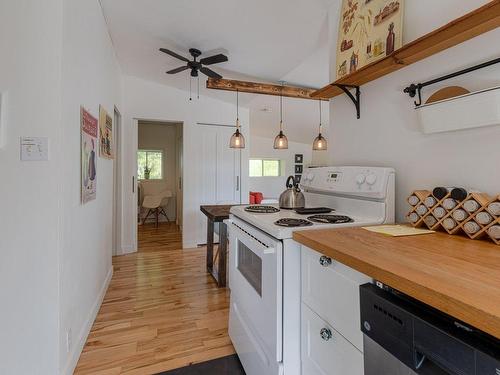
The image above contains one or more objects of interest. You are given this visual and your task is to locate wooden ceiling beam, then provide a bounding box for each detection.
[206,78,329,101]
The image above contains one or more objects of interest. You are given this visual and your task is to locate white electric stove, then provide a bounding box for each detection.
[226,166,395,375]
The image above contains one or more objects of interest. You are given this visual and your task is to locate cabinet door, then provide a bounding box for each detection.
[302,303,364,375]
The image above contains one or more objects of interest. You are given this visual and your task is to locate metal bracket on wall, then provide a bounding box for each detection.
[333,84,361,119]
[403,56,500,107]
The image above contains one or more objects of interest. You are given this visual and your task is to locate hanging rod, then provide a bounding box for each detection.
[403,56,500,106]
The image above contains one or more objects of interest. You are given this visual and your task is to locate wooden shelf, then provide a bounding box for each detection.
[312,0,500,99]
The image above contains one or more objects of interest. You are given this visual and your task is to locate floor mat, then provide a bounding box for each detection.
[156,355,245,375]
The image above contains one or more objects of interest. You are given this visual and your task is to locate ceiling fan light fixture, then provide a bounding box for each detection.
[312,100,327,151]
[230,91,245,149]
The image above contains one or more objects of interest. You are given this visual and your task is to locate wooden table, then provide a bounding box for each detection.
[200,205,235,287]
[293,226,500,339]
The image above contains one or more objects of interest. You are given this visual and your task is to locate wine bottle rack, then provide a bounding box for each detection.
[407,190,500,245]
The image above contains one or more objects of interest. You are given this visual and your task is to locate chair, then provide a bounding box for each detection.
[142,190,173,228]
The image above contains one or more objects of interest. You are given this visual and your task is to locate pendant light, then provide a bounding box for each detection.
[229,90,245,148]
[313,100,327,151]
[273,82,288,149]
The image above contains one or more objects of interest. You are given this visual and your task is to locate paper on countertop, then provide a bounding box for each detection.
[362,225,435,237]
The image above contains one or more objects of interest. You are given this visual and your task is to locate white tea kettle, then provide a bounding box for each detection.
[279,176,305,209]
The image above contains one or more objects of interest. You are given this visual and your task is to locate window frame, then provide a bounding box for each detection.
[137,149,164,180]
[249,158,284,177]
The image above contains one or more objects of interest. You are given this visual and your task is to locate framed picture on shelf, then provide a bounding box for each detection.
[295,165,303,174]
[294,154,303,164]
[336,0,404,79]
[295,175,302,184]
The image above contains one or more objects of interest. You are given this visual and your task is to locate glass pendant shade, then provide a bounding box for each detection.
[273,129,288,149]
[229,91,245,148]
[312,99,327,151]
[230,121,245,149]
[313,133,327,150]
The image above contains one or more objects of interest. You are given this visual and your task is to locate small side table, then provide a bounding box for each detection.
[200,204,235,287]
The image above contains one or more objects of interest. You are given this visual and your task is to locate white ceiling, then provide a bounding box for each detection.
[100,0,336,142]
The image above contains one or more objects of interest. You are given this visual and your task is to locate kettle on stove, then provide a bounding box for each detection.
[279,176,305,209]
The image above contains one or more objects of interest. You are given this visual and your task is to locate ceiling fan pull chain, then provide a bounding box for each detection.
[189,76,192,101]
[197,75,200,99]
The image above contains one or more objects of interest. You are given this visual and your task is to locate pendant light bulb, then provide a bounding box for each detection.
[313,100,327,151]
[230,90,246,149]
[274,83,288,149]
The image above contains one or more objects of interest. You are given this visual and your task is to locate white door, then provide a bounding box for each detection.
[197,124,242,245]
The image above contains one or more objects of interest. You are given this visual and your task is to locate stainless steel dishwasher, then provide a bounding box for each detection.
[360,283,500,375]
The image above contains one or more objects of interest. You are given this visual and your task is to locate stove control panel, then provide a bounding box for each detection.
[301,166,395,199]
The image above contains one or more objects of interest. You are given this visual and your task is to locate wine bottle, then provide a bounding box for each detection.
[463,199,480,213]
[476,212,493,225]
[463,221,481,235]
[450,188,468,201]
[408,195,419,206]
[443,218,457,230]
[487,225,500,240]
[452,209,468,222]
[424,215,437,228]
[442,198,457,211]
[433,206,446,219]
[408,212,420,223]
[488,202,500,216]
[416,205,428,216]
[424,196,437,208]
[433,187,453,200]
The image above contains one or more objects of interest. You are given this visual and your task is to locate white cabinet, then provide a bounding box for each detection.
[302,303,364,375]
[302,246,371,351]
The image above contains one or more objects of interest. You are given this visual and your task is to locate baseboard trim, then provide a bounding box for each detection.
[62,266,113,375]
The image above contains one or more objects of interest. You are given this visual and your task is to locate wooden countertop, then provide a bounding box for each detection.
[293,227,500,339]
[200,205,237,222]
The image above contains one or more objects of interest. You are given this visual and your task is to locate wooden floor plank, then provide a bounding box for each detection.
[74,223,234,375]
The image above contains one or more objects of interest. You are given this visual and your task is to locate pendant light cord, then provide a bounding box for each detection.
[280,82,283,131]
[318,100,322,133]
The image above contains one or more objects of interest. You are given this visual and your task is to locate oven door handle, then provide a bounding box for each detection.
[229,221,279,257]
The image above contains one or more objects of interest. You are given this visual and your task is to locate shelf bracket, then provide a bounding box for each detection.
[333,84,361,119]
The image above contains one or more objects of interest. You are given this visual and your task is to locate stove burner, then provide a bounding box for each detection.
[275,218,313,227]
[307,215,354,224]
[245,205,280,213]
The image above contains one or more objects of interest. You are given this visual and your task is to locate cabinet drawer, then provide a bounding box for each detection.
[302,303,364,375]
[301,246,371,350]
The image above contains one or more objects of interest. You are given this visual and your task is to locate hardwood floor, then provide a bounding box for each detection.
[74,224,234,375]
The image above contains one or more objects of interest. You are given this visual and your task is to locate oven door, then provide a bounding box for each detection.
[227,217,283,375]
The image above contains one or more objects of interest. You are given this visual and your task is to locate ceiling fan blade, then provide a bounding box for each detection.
[200,67,222,79]
[200,53,228,66]
[166,66,189,74]
[159,48,189,62]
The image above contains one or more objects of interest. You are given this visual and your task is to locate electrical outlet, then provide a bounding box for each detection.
[66,329,72,352]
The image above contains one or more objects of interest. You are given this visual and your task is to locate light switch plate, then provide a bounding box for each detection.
[20,137,49,161]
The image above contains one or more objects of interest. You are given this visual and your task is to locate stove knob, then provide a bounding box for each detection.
[366,173,377,185]
[356,174,366,185]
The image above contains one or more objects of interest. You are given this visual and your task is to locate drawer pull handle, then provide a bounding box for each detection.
[319,255,332,267]
[320,328,333,341]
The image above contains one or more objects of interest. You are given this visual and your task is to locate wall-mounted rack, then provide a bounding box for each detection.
[404,56,500,106]
[311,0,500,100]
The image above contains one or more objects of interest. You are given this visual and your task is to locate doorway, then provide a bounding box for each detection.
[136,120,183,251]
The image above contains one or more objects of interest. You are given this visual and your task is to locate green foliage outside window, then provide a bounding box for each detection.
[137,150,163,180]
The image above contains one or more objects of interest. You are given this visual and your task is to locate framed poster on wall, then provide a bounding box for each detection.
[336,0,404,79]
[81,107,98,204]
[99,105,113,159]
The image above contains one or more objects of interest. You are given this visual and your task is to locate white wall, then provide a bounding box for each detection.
[327,0,500,222]
[121,75,250,249]
[0,1,63,373]
[59,0,122,373]
[138,121,179,221]
[249,135,312,199]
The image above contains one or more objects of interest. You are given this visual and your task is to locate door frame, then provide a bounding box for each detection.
[112,106,122,256]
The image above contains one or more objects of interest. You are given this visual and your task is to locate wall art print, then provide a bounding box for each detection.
[99,105,113,159]
[336,0,404,79]
[81,107,98,204]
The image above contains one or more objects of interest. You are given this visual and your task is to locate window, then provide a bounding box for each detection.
[249,159,283,177]
[137,149,163,180]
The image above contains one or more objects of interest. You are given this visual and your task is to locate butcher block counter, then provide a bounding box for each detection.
[293,227,500,340]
